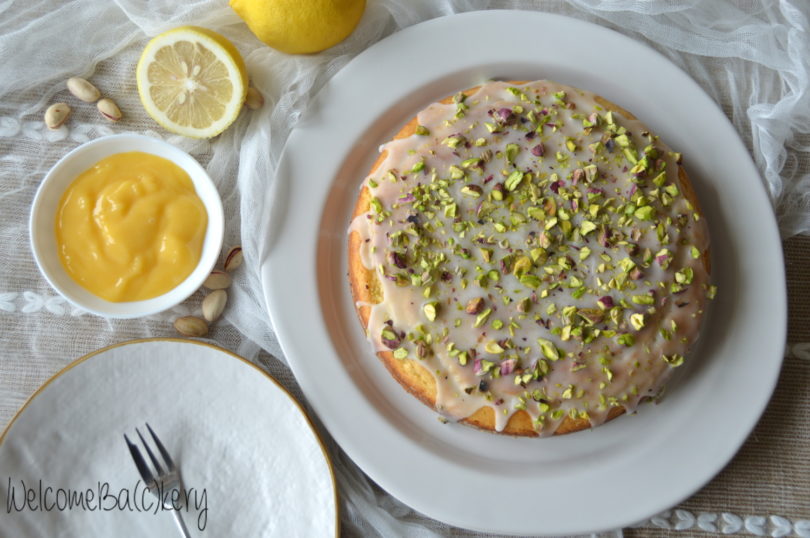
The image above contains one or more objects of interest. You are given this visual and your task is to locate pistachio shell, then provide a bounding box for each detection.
[97,98,122,122]
[174,316,208,337]
[44,103,71,129]
[203,270,232,290]
[224,246,243,272]
[202,289,227,322]
[245,87,264,110]
[66,77,100,103]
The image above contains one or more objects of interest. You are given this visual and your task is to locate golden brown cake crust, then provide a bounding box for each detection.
[348,81,709,437]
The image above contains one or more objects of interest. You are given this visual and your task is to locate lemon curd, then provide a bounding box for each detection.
[55,151,208,302]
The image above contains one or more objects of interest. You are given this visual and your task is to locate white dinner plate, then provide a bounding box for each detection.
[261,10,786,536]
[0,339,337,537]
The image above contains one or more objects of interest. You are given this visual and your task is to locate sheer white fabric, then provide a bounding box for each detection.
[1,1,807,536]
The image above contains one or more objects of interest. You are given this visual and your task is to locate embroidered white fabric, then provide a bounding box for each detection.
[0,0,808,536]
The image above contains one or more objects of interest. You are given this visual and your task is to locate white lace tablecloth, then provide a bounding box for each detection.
[1,1,808,536]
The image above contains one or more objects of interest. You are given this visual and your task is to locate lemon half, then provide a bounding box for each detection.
[230,0,366,55]
[136,26,248,139]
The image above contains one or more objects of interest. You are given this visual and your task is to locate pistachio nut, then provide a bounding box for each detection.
[465,297,484,315]
[223,246,243,272]
[97,98,122,122]
[202,289,228,322]
[174,316,208,337]
[245,87,264,110]
[203,270,232,290]
[44,103,71,129]
[66,77,100,103]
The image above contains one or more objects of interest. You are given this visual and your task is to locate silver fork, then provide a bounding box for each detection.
[124,424,191,538]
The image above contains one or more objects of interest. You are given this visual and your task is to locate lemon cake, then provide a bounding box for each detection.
[348,80,713,436]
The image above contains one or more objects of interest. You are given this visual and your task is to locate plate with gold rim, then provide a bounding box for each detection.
[260,10,785,535]
[0,339,337,536]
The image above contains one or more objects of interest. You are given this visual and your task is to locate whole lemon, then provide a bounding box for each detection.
[230,0,366,55]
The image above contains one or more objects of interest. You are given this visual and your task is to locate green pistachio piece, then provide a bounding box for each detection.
[448,165,465,179]
[652,171,667,186]
[527,207,544,220]
[537,338,560,360]
[691,246,701,259]
[505,143,520,164]
[492,319,504,330]
[623,148,639,164]
[519,274,541,288]
[578,308,604,325]
[634,206,656,220]
[415,125,430,136]
[580,220,597,235]
[443,135,463,148]
[370,197,383,214]
[583,164,598,182]
[423,302,438,321]
[579,246,592,260]
[614,134,631,147]
[443,202,457,218]
[485,340,505,354]
[410,160,425,174]
[630,313,645,331]
[505,170,524,192]
[530,248,547,263]
[393,347,408,359]
[619,257,636,273]
[474,308,492,328]
[675,267,694,285]
[461,185,483,197]
[565,138,577,152]
[512,256,533,277]
[663,354,684,367]
[707,285,717,299]
[368,178,378,188]
[631,294,654,305]
[617,333,635,346]
[517,297,532,313]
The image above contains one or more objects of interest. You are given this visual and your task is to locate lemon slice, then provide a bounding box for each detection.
[136,26,248,138]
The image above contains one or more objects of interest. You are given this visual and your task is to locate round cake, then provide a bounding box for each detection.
[348,80,713,436]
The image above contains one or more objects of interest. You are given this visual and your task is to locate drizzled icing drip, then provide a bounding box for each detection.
[349,81,712,436]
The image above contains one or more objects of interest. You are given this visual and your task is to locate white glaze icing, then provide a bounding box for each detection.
[349,80,711,435]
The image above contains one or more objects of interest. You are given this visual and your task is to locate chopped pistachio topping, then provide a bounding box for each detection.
[359,81,711,435]
[423,302,438,321]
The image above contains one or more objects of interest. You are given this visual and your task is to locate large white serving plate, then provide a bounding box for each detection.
[261,10,786,535]
[0,339,337,536]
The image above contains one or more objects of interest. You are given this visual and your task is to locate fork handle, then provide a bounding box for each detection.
[170,508,192,538]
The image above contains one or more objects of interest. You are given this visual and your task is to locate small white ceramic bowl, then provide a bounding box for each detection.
[30,134,224,318]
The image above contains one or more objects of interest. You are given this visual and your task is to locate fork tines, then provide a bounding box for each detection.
[124,422,177,488]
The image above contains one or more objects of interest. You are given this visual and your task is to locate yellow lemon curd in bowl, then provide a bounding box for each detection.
[55,151,208,302]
